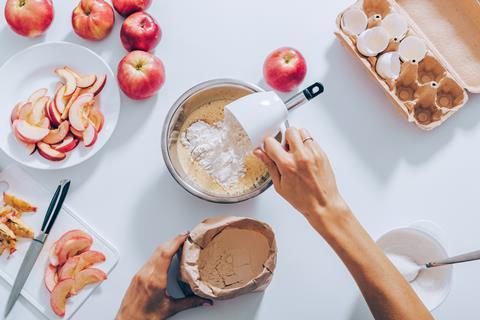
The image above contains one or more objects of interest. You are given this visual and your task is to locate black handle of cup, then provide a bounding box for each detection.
[303,82,324,101]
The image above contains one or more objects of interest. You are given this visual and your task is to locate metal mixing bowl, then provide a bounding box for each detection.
[161,79,273,203]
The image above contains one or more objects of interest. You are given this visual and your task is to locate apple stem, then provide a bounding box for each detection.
[19,0,26,7]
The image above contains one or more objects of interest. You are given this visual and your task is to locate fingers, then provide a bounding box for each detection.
[170,296,213,315]
[299,128,324,156]
[285,127,304,152]
[264,136,289,168]
[254,149,280,185]
[151,233,189,276]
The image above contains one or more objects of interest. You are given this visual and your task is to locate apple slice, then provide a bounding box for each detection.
[43,121,70,144]
[53,135,79,153]
[18,102,33,121]
[12,120,50,144]
[55,68,77,96]
[47,100,63,127]
[49,243,59,266]
[28,88,48,103]
[65,67,97,89]
[23,142,36,155]
[58,256,80,281]
[38,118,51,129]
[58,251,106,281]
[83,122,98,147]
[61,87,81,120]
[50,279,75,317]
[72,268,107,295]
[37,142,67,161]
[54,85,68,114]
[28,96,49,125]
[85,74,106,96]
[10,102,23,123]
[56,237,93,266]
[46,100,62,127]
[68,93,94,131]
[88,108,104,132]
[70,126,84,140]
[45,264,58,293]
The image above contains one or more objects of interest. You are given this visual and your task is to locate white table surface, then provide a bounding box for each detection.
[1,1,479,319]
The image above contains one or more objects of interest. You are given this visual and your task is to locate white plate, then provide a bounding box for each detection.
[0,42,120,170]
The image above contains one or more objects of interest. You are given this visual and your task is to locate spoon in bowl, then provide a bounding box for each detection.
[388,249,480,283]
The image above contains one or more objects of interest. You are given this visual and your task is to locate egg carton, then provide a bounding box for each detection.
[335,0,480,130]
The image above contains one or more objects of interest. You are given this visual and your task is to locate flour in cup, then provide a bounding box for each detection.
[181,111,253,189]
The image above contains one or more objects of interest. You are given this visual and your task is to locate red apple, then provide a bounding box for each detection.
[120,11,161,52]
[117,50,165,100]
[263,47,307,92]
[72,0,115,41]
[4,0,54,38]
[112,0,151,17]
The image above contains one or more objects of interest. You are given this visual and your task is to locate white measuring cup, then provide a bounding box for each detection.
[225,82,324,149]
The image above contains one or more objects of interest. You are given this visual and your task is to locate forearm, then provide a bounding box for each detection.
[310,207,432,320]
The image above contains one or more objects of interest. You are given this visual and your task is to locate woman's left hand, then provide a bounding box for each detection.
[116,233,213,320]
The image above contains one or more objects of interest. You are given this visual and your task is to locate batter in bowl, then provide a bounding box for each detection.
[176,98,268,196]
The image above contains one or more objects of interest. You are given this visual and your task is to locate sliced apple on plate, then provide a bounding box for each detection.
[61,87,81,120]
[68,93,94,131]
[84,74,106,96]
[37,142,67,161]
[88,108,104,132]
[28,88,48,103]
[72,268,107,295]
[53,135,79,153]
[18,102,33,121]
[65,67,97,88]
[83,122,98,147]
[54,85,68,114]
[50,279,75,317]
[28,96,49,125]
[10,102,23,124]
[51,230,93,266]
[46,100,63,127]
[43,121,70,144]
[12,120,50,144]
[37,117,51,129]
[45,264,58,293]
[55,68,77,96]
[70,126,84,140]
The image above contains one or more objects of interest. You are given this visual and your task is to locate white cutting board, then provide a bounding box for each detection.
[0,165,119,319]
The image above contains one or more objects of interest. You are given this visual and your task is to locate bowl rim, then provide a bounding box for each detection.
[376,225,453,312]
[161,78,272,203]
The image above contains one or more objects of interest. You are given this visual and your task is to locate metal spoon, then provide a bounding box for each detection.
[396,250,480,282]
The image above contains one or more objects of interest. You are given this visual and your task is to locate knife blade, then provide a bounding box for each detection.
[4,233,47,317]
[3,179,70,318]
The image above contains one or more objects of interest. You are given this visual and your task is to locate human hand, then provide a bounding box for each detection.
[254,127,350,234]
[116,233,213,320]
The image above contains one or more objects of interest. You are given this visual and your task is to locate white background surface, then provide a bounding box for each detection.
[0,0,479,319]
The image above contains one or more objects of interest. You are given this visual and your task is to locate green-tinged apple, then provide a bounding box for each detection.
[4,0,54,37]
[72,0,115,41]
[121,11,161,52]
[263,47,307,92]
[117,50,165,100]
[112,0,151,17]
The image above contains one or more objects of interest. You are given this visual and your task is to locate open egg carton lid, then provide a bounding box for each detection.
[335,0,480,130]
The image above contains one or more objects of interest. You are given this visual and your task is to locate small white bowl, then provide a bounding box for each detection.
[377,221,452,311]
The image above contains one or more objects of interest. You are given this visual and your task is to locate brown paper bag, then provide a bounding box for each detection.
[179,216,277,300]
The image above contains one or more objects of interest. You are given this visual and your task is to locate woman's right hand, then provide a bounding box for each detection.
[254,127,350,235]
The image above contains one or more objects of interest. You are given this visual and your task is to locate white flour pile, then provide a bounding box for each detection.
[181,112,252,189]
